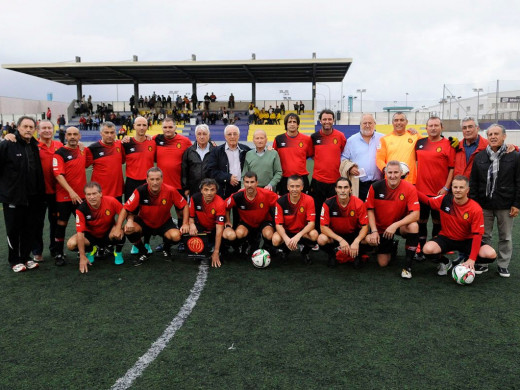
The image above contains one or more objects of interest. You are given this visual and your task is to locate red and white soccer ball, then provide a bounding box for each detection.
[251,249,271,268]
[452,264,475,285]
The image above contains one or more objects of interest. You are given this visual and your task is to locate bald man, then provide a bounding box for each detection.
[242,129,282,192]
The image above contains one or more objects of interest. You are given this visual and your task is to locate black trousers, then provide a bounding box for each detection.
[309,179,336,233]
[3,196,44,266]
[33,193,58,256]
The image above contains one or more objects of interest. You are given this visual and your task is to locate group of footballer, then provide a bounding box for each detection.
[0,109,504,279]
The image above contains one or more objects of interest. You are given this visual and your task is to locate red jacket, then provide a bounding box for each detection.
[453,136,488,178]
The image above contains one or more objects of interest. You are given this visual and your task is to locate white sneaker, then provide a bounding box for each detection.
[25,260,40,270]
[401,268,412,279]
[437,260,452,276]
[311,244,320,251]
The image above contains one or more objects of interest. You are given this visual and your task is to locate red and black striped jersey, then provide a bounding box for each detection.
[123,138,156,181]
[320,195,368,235]
[86,140,125,198]
[226,187,278,228]
[310,129,346,183]
[273,132,313,177]
[155,134,192,189]
[274,193,315,233]
[415,137,455,196]
[53,146,87,202]
[189,192,226,232]
[75,196,122,238]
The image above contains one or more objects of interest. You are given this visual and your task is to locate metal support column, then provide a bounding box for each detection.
[252,82,256,105]
[312,81,316,110]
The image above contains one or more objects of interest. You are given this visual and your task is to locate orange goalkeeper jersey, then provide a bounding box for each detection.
[376,131,422,184]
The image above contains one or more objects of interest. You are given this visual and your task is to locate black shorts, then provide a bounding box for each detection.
[376,231,402,254]
[285,230,315,247]
[420,202,440,222]
[57,201,79,223]
[84,231,125,247]
[134,216,178,238]
[430,235,474,255]
[238,220,274,236]
[331,232,359,245]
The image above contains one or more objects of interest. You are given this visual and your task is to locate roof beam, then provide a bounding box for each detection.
[105,66,135,81]
[242,65,256,82]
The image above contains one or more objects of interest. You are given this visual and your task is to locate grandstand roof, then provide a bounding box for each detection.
[2,58,352,85]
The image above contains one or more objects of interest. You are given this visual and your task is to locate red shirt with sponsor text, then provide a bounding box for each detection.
[189,192,226,232]
[124,183,187,229]
[53,146,87,202]
[226,187,279,228]
[86,140,125,198]
[274,193,315,234]
[75,196,122,238]
[320,195,368,235]
[365,179,419,233]
[310,129,347,183]
[39,139,63,194]
[155,134,192,189]
[273,132,313,177]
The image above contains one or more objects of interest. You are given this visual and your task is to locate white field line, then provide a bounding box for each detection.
[111,260,209,390]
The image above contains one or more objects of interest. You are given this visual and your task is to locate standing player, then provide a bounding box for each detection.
[318,177,369,268]
[223,171,279,256]
[310,109,346,233]
[53,127,87,266]
[155,117,192,251]
[188,178,226,268]
[420,176,497,275]
[67,182,126,273]
[272,175,319,264]
[115,167,189,265]
[273,113,313,195]
[376,112,421,184]
[86,121,125,202]
[414,116,455,261]
[365,161,420,279]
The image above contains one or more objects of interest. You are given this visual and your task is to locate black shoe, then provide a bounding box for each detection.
[177,243,185,253]
[55,254,66,266]
[162,249,172,261]
[353,256,362,269]
[327,255,337,268]
[413,252,426,262]
[391,240,399,263]
[302,253,312,265]
[155,243,164,252]
[133,253,149,267]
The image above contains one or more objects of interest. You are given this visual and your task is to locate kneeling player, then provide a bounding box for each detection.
[419,175,496,275]
[365,161,420,279]
[188,178,226,268]
[67,182,126,273]
[114,167,189,266]
[272,175,319,264]
[223,171,279,256]
[318,177,369,268]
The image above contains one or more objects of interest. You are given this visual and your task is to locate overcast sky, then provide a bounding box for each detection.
[2,0,519,110]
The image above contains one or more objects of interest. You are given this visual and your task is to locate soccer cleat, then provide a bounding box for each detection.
[474,264,489,274]
[87,246,98,264]
[145,243,153,254]
[161,249,172,260]
[327,255,337,268]
[497,267,510,278]
[130,245,139,255]
[452,254,467,267]
[301,253,312,265]
[133,253,149,267]
[54,254,66,266]
[177,242,186,253]
[413,252,426,262]
[114,251,124,265]
[32,254,44,262]
[25,260,39,270]
[12,263,27,273]
[437,259,452,276]
[311,244,320,251]
[155,243,164,252]
[401,268,412,279]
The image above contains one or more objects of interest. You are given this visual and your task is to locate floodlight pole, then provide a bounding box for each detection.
[473,87,483,119]
[357,89,366,113]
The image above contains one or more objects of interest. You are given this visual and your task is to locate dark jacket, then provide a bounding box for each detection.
[181,142,216,195]
[469,149,520,210]
[206,143,251,198]
[0,131,45,205]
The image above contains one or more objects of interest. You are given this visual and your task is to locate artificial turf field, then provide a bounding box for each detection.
[1,165,520,389]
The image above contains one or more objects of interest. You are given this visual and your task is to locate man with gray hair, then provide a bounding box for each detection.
[86,121,124,201]
[242,129,282,192]
[454,116,488,178]
[469,124,520,277]
[181,124,216,197]
[206,125,251,199]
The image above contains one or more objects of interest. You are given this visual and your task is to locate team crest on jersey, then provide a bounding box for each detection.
[161,199,167,205]
[399,193,405,201]
[299,206,304,213]
[116,147,120,153]
[350,210,355,216]
[333,138,338,144]
[211,208,216,215]
[463,212,469,220]
[259,202,264,209]
[408,138,413,143]
[148,146,153,152]
[299,142,303,148]
[105,209,111,216]
[436,147,442,153]
[176,143,181,148]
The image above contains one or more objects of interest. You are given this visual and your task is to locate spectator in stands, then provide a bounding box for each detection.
[191,93,198,110]
[86,116,93,130]
[280,102,286,115]
[222,109,229,126]
[268,111,276,125]
[268,106,274,114]
[299,101,305,114]
[79,115,87,130]
[139,95,144,107]
[294,102,299,113]
[46,107,52,120]
[87,95,93,114]
[166,95,172,108]
[74,100,80,115]
[210,92,217,102]
[183,95,191,111]
[228,93,235,109]
[248,106,255,124]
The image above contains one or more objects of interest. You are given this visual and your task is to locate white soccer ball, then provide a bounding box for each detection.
[452,264,475,285]
[251,249,271,268]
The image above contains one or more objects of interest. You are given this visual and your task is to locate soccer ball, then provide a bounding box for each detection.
[452,264,475,285]
[251,249,271,268]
